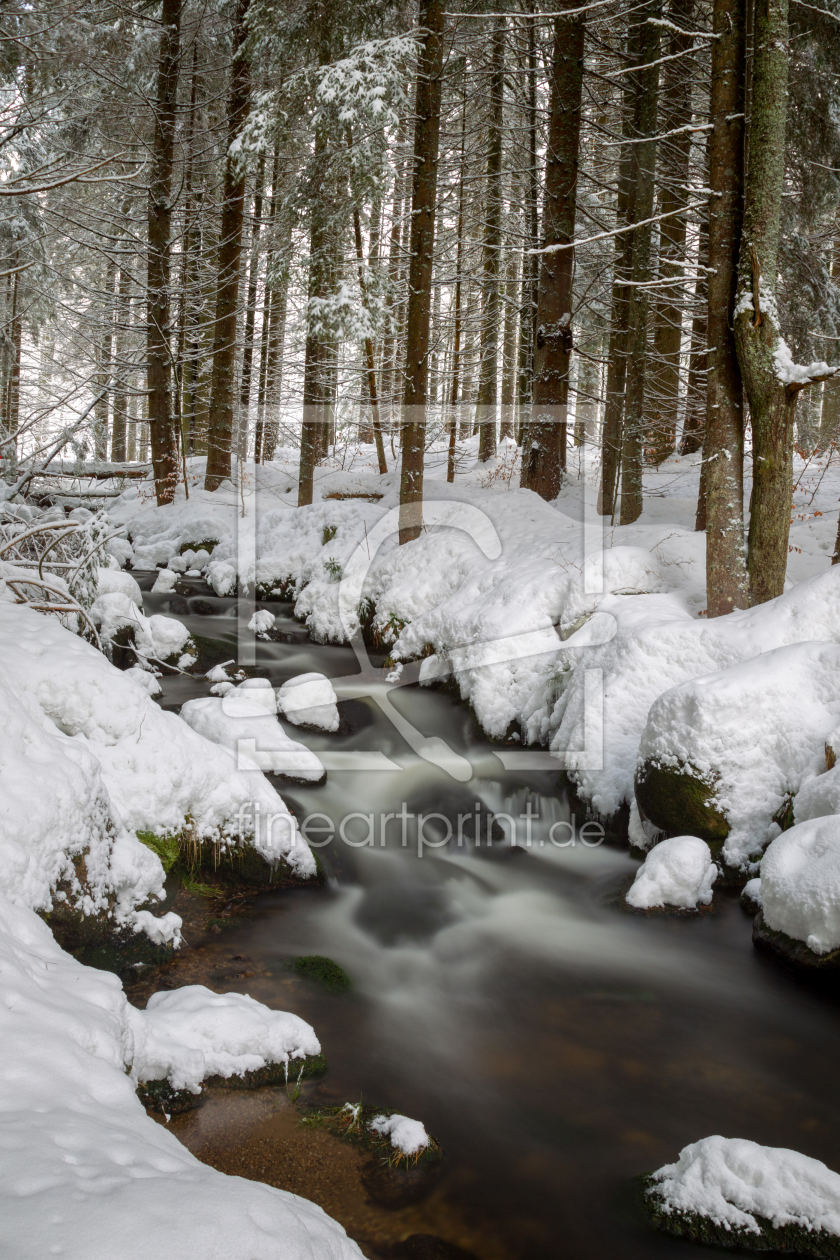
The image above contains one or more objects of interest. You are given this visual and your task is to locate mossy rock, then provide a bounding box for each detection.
[641,1174,840,1257]
[178,837,323,893]
[205,1053,327,1091]
[286,954,352,992]
[635,758,728,849]
[753,910,840,971]
[188,633,240,675]
[138,1054,327,1116]
[179,538,218,556]
[137,1078,204,1115]
[300,1101,441,1169]
[44,903,174,975]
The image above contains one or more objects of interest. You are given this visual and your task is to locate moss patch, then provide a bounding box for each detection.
[137,831,180,874]
[286,954,351,992]
[635,758,728,848]
[138,1055,328,1117]
[641,1174,840,1257]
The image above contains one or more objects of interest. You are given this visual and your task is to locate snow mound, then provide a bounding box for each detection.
[649,1135,840,1239]
[0,596,315,916]
[637,641,840,867]
[181,694,326,782]
[0,893,361,1260]
[760,816,840,955]
[369,1113,430,1157]
[626,836,717,910]
[131,985,320,1093]
[249,609,276,635]
[96,566,142,607]
[90,588,191,664]
[152,568,177,593]
[277,672,340,732]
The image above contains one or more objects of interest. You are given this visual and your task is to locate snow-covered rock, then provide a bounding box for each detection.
[96,566,142,607]
[180,694,326,782]
[0,893,362,1260]
[369,1113,430,1157]
[0,596,316,918]
[249,609,276,635]
[760,816,840,956]
[646,1135,840,1249]
[151,567,177,592]
[90,588,191,664]
[277,672,340,732]
[625,836,717,910]
[130,985,321,1093]
[635,641,840,869]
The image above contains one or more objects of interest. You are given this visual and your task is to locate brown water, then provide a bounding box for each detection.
[140,575,840,1259]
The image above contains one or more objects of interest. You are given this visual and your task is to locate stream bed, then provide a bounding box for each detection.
[137,574,840,1259]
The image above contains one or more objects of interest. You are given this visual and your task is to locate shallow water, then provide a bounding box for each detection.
[141,575,840,1259]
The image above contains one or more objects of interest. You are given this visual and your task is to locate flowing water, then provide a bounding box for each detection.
[140,576,840,1259]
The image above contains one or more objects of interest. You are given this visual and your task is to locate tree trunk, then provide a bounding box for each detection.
[734,0,795,605]
[204,0,251,492]
[238,157,265,459]
[111,256,132,462]
[398,0,445,544]
[619,1,661,526]
[94,255,116,461]
[704,0,748,617]
[517,0,539,450]
[147,0,182,504]
[680,212,710,457]
[352,200,388,474]
[520,5,584,501]
[500,232,519,441]
[648,0,691,465]
[597,18,640,517]
[475,15,505,462]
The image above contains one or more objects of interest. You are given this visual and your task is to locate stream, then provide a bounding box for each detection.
[139,574,840,1259]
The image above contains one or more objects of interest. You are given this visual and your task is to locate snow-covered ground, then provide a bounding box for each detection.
[104,439,840,872]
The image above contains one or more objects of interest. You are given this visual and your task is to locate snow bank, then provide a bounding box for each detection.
[760,816,840,955]
[0,596,315,924]
[0,893,362,1260]
[626,837,717,909]
[648,1135,840,1240]
[636,641,840,867]
[369,1113,430,1157]
[277,672,340,731]
[131,985,321,1093]
[181,691,326,782]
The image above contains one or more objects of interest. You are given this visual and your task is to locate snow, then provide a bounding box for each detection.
[742,877,762,909]
[130,985,321,1094]
[773,335,835,387]
[103,446,840,854]
[249,608,276,635]
[0,595,316,922]
[369,1113,430,1157]
[0,893,362,1260]
[760,816,840,954]
[637,641,840,868]
[277,672,340,732]
[625,836,717,909]
[648,1135,840,1239]
[151,567,177,593]
[91,577,192,665]
[180,693,326,781]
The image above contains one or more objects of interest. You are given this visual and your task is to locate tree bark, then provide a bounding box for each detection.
[147,0,182,504]
[520,4,584,501]
[517,0,540,452]
[619,1,661,526]
[734,0,795,604]
[648,0,691,465]
[204,0,251,492]
[398,0,445,544]
[475,15,505,462]
[238,157,265,459]
[597,18,639,517]
[704,0,748,617]
[111,254,132,462]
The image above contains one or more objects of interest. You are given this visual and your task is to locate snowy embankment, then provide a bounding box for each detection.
[106,445,840,872]
[0,567,366,1255]
[0,895,360,1260]
[644,1136,840,1256]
